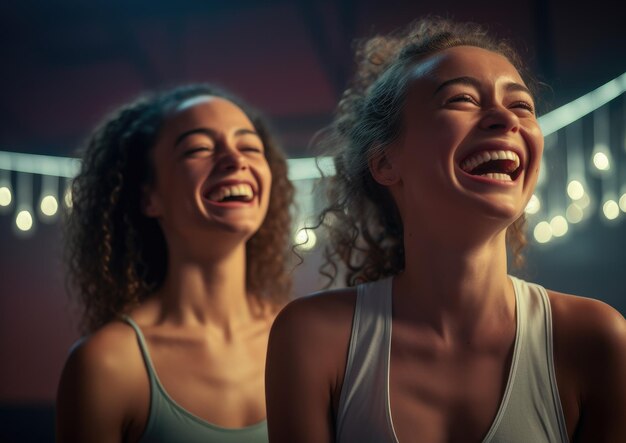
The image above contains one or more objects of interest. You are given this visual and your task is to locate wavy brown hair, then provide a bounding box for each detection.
[315,17,538,286]
[65,84,294,333]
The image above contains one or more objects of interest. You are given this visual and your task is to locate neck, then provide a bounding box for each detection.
[394,227,514,340]
[155,242,257,335]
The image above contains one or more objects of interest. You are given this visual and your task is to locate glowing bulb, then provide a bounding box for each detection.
[295,228,317,251]
[577,193,591,209]
[533,221,552,244]
[567,180,585,200]
[525,194,541,214]
[619,194,626,212]
[593,152,610,171]
[16,210,33,231]
[566,204,584,224]
[40,195,59,216]
[0,186,11,206]
[550,215,569,237]
[603,200,619,220]
[64,188,73,208]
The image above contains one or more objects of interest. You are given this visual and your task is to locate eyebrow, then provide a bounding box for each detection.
[174,127,260,148]
[433,76,532,97]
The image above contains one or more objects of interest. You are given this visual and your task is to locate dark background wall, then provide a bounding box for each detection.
[1,1,625,441]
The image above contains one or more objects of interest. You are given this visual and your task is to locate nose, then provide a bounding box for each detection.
[217,143,248,171]
[479,105,520,133]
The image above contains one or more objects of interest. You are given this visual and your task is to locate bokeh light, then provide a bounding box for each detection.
[295,228,317,251]
[15,210,33,231]
[533,221,552,244]
[567,180,585,200]
[593,152,610,171]
[525,194,541,214]
[566,204,584,224]
[550,215,569,237]
[40,195,59,216]
[602,200,619,220]
[0,186,11,206]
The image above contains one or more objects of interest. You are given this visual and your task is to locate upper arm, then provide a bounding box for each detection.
[265,294,353,443]
[553,296,626,443]
[56,330,137,443]
[577,305,626,443]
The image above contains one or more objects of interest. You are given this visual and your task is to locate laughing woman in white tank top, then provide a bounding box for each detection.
[266,18,626,443]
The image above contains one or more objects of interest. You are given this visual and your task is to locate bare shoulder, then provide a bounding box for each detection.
[62,320,143,381]
[270,287,357,346]
[266,287,358,442]
[547,289,626,352]
[547,290,626,441]
[56,320,146,442]
[547,289,626,397]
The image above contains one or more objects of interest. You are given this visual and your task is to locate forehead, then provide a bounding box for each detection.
[163,95,255,133]
[408,45,526,91]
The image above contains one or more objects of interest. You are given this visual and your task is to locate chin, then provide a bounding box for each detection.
[215,219,262,238]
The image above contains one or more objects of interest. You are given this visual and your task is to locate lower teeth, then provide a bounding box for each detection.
[480,173,512,181]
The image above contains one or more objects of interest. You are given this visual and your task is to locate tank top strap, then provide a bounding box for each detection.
[336,277,397,442]
[120,315,158,383]
[118,315,269,443]
[485,277,569,443]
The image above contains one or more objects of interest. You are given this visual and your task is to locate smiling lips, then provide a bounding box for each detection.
[460,149,522,182]
[207,183,255,203]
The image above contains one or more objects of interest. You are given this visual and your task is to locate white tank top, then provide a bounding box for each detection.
[336,276,569,443]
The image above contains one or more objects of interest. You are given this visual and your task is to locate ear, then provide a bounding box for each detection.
[368,147,400,187]
[142,185,162,218]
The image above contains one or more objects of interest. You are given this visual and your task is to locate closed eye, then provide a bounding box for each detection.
[240,146,263,154]
[183,147,213,157]
[510,101,535,114]
[448,94,479,105]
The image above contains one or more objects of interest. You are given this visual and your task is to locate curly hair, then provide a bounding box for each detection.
[65,84,294,333]
[315,17,539,286]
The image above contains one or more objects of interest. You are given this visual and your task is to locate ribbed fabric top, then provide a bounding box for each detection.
[336,276,569,443]
[122,316,268,443]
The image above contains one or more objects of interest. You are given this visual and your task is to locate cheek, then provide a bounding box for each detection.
[255,159,272,191]
[524,128,544,176]
[262,170,273,209]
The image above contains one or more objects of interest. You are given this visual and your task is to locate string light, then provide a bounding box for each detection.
[14,172,35,236]
[40,195,59,216]
[525,194,541,214]
[64,186,73,208]
[550,216,569,237]
[566,203,584,224]
[0,186,11,207]
[39,174,59,219]
[533,221,553,244]
[603,200,620,220]
[15,210,33,232]
[593,152,611,171]
[619,193,626,213]
[0,169,12,212]
[295,228,317,251]
[567,180,585,200]
[1,72,625,239]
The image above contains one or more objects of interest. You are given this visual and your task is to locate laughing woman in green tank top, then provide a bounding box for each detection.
[266,18,626,443]
[56,84,293,442]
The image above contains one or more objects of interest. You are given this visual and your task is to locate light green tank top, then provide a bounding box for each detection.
[336,276,569,442]
[123,317,268,443]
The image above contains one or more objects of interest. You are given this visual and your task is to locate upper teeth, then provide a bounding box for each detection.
[208,184,254,202]
[460,150,520,173]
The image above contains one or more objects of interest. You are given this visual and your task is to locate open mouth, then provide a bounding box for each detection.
[459,150,522,182]
[206,183,255,203]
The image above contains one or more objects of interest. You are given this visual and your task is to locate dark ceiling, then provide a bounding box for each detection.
[1,0,625,158]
